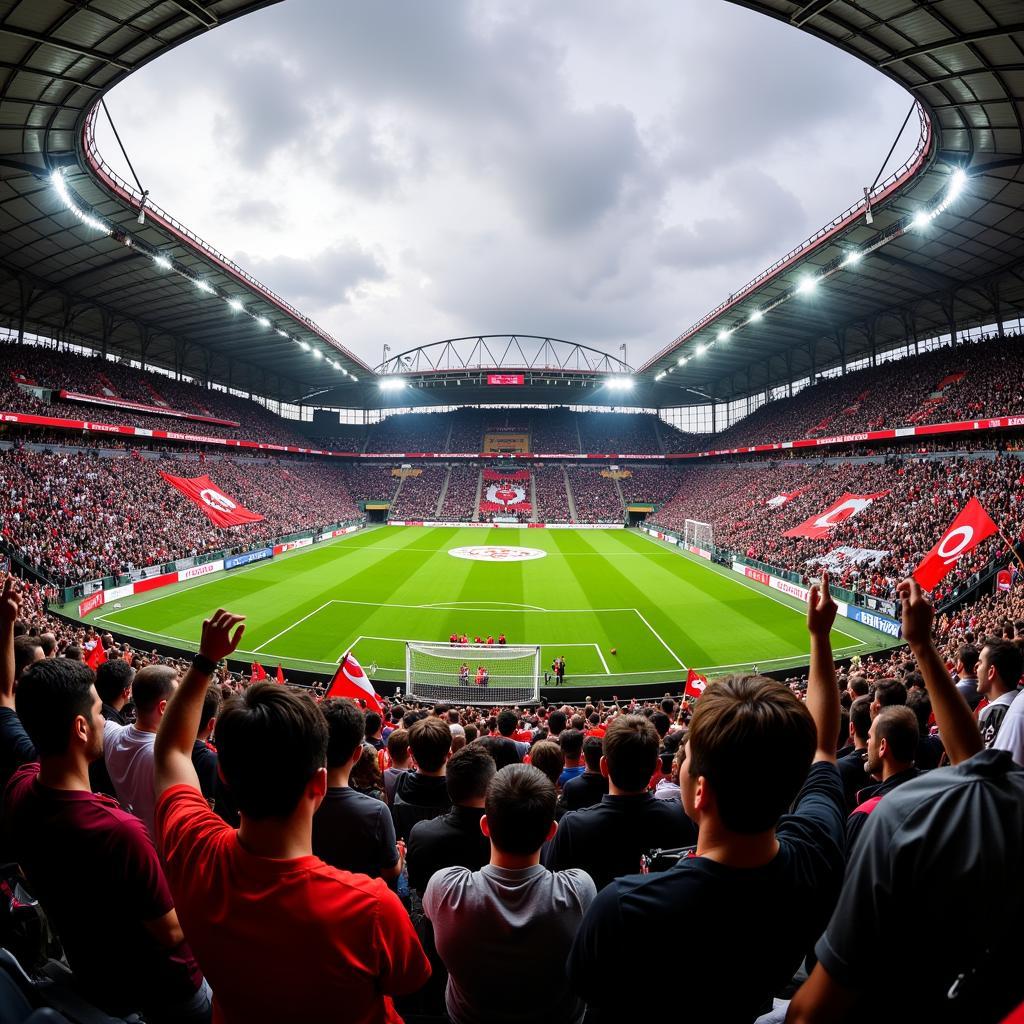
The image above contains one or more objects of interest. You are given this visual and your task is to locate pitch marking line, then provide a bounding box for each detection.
[632,609,687,670]
[324,599,639,615]
[252,602,334,653]
[418,601,548,611]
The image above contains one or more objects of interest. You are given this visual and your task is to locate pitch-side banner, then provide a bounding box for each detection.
[160,472,265,528]
[912,497,998,592]
[783,492,889,540]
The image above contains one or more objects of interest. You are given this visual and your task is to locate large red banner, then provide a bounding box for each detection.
[483,469,529,481]
[783,492,889,540]
[160,473,264,528]
[912,497,999,592]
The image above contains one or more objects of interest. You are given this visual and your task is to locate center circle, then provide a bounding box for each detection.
[448,545,547,562]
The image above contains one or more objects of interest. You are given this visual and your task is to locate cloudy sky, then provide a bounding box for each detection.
[97,0,917,370]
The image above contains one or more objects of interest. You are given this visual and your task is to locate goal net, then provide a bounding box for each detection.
[683,519,714,550]
[406,642,541,705]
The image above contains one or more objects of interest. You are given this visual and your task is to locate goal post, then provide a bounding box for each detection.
[406,642,541,705]
[683,519,714,550]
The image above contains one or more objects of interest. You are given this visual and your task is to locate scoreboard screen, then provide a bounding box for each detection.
[487,374,525,385]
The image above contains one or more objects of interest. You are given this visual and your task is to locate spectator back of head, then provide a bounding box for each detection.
[216,683,328,820]
[16,658,96,757]
[850,695,872,743]
[321,698,365,769]
[872,706,919,765]
[559,728,584,761]
[582,735,603,772]
[484,764,556,855]
[446,744,496,804]
[529,740,563,786]
[688,675,815,834]
[409,716,451,772]
[94,658,134,705]
[872,678,907,709]
[132,664,177,716]
[603,715,660,792]
[13,635,43,678]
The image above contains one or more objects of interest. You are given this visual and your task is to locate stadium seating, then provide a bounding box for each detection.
[564,467,624,523]
[532,464,573,521]
[437,464,479,522]
[389,466,449,520]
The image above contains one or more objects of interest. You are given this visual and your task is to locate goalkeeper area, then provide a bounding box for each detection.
[80,525,897,693]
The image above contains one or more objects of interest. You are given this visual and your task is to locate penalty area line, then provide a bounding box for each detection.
[632,609,687,670]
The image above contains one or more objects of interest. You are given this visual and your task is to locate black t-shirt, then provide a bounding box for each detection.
[390,771,452,840]
[406,804,489,895]
[542,792,697,890]
[190,740,218,801]
[836,747,868,810]
[312,786,399,879]
[845,766,921,855]
[561,771,609,811]
[568,762,846,1023]
[0,706,36,791]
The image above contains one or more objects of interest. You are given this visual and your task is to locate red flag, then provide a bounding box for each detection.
[684,668,708,700]
[912,497,998,591]
[251,662,267,682]
[766,488,806,509]
[159,472,264,528]
[783,492,889,539]
[84,636,107,670]
[276,664,285,685]
[324,652,384,714]
[997,569,1013,593]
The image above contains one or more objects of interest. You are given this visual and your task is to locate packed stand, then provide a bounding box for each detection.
[577,412,662,453]
[437,465,479,522]
[565,467,623,524]
[389,467,448,521]
[533,464,573,522]
[529,411,580,453]
[364,413,451,453]
[339,463,399,504]
[0,448,359,585]
[619,464,686,507]
[445,410,485,452]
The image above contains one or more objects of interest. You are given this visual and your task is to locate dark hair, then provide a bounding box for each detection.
[39,634,57,658]
[603,715,660,792]
[982,638,1024,690]
[581,735,603,771]
[528,740,564,786]
[62,645,82,662]
[873,706,920,764]
[321,698,366,769]
[464,724,478,744]
[16,658,95,757]
[850,695,873,743]
[364,711,382,738]
[558,728,584,760]
[216,683,328,820]
[687,675,815,834]
[484,764,556,855]
[94,659,135,704]
[872,678,907,709]
[13,636,43,678]
[473,734,520,770]
[547,710,567,736]
[651,711,670,738]
[905,688,932,735]
[409,716,451,772]
[847,675,869,697]
[200,684,222,732]
[446,744,496,804]
[957,644,980,674]
[660,698,676,716]
[132,665,177,715]
[350,744,383,795]
[496,710,517,737]
[386,727,411,762]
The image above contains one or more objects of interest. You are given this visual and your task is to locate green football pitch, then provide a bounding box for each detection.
[82,526,896,690]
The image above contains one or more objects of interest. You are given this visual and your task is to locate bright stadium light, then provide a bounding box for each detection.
[380,378,406,390]
[749,309,763,323]
[677,355,687,366]
[256,316,271,328]
[153,254,172,270]
[717,329,731,342]
[50,170,111,234]
[312,348,323,359]
[276,329,288,337]
[696,344,707,356]
[227,298,244,312]
[195,279,214,293]
[350,375,359,381]
[912,210,931,230]
[842,251,862,267]
[655,371,666,381]
[297,340,311,351]
[606,376,634,390]
[947,167,968,201]
[797,276,818,295]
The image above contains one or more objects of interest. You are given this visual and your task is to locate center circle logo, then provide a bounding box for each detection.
[199,488,236,513]
[449,546,547,562]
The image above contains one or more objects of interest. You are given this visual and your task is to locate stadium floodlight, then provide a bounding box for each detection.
[912,210,931,230]
[50,170,111,234]
[380,378,406,390]
[947,167,967,201]
[195,279,214,293]
[152,254,172,270]
[350,375,359,381]
[298,340,311,351]
[717,329,730,342]
[227,298,244,312]
[797,276,818,295]
[677,355,687,366]
[605,377,633,390]
[696,344,707,356]
[749,308,764,322]
[842,251,862,267]
[256,316,271,328]
[276,329,288,337]
[312,348,323,359]
[655,371,666,380]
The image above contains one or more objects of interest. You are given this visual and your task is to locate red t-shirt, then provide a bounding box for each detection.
[156,785,430,1024]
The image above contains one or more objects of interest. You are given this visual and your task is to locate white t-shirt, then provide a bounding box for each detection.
[992,688,1024,765]
[103,721,158,838]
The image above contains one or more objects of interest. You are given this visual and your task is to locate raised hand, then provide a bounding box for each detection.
[896,578,933,650]
[199,609,246,663]
[0,576,23,630]
[807,571,838,638]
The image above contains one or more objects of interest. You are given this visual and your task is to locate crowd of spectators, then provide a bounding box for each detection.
[339,463,399,504]
[0,448,359,585]
[577,412,662,453]
[533,465,573,522]
[618,464,686,506]
[564,467,624,523]
[437,465,479,522]
[1,570,1020,1023]
[364,413,454,453]
[529,411,580,453]
[390,467,449,521]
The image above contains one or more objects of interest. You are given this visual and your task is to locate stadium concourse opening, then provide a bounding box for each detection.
[1,0,1023,1021]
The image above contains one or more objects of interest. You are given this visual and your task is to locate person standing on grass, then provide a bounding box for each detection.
[153,609,430,1023]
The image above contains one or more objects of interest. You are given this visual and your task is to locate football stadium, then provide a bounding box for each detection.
[0,1,1023,1022]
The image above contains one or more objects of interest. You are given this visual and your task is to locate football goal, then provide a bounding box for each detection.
[406,641,541,705]
[683,519,714,550]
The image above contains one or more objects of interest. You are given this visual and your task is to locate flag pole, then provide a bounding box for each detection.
[995,522,1024,576]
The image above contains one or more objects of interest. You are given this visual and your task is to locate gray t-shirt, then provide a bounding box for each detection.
[423,862,596,1024]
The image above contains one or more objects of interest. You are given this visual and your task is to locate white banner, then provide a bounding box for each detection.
[806,547,890,571]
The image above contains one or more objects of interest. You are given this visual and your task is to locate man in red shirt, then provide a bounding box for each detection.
[153,609,430,1023]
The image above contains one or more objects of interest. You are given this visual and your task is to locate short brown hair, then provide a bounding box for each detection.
[386,727,411,762]
[688,675,815,834]
[132,664,177,715]
[873,706,919,764]
[409,716,451,772]
[528,740,563,786]
[216,683,327,819]
[485,764,555,855]
[603,715,659,792]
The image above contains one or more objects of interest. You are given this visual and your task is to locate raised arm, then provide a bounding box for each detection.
[806,572,840,763]
[154,609,244,796]
[896,578,981,765]
[0,576,23,709]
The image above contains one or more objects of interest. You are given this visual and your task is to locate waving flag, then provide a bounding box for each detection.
[324,652,384,713]
[276,664,286,685]
[912,498,998,591]
[159,472,264,528]
[766,488,806,509]
[684,668,708,700]
[784,492,889,540]
[251,662,267,682]
[84,635,107,671]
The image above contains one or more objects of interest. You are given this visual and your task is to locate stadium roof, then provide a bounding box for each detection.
[1,1,1022,411]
